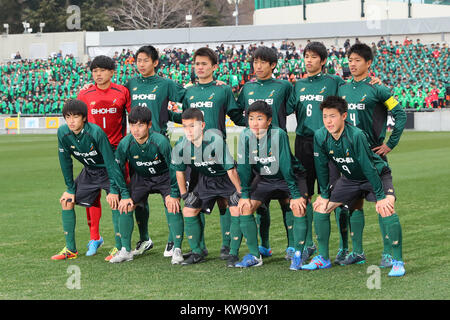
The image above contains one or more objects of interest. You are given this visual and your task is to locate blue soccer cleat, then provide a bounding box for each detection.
[379,253,393,268]
[235,254,263,268]
[86,237,104,256]
[289,251,302,271]
[302,255,332,270]
[285,247,295,260]
[388,260,406,277]
[258,245,272,257]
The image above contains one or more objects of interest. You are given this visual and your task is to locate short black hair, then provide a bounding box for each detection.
[90,55,116,71]
[320,96,348,115]
[135,45,159,62]
[182,107,204,122]
[62,99,88,120]
[246,100,272,119]
[252,46,277,67]
[193,47,218,65]
[347,43,373,62]
[128,106,152,125]
[303,41,328,62]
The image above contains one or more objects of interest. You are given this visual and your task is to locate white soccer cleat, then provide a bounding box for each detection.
[109,247,134,263]
[132,239,154,257]
[163,241,174,257]
[171,248,184,265]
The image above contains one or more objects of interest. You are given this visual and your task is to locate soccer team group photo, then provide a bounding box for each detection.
[1,0,449,301]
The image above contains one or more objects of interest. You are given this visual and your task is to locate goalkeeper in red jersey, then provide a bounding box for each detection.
[77,55,131,259]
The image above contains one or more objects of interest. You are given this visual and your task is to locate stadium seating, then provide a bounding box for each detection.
[0,38,448,115]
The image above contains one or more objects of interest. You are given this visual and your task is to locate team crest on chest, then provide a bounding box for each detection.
[360,94,367,102]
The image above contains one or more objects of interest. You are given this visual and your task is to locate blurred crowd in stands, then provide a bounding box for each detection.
[1,36,448,115]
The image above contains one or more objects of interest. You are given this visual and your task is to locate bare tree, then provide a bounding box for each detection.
[110,0,207,30]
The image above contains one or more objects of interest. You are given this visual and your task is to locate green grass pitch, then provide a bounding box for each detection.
[0,131,449,300]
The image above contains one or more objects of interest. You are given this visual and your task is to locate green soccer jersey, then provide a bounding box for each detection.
[171,131,235,178]
[126,74,186,135]
[181,81,245,137]
[314,123,389,201]
[338,77,407,150]
[288,72,345,137]
[114,130,180,198]
[237,78,293,130]
[57,122,129,198]
[237,125,306,200]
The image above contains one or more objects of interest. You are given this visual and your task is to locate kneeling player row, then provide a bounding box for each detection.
[53,98,405,277]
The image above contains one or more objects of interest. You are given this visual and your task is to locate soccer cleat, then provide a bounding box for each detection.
[51,247,78,260]
[379,253,393,268]
[235,254,263,268]
[258,245,273,257]
[289,251,303,271]
[132,239,154,257]
[285,247,295,260]
[104,247,119,261]
[388,260,406,277]
[163,241,174,257]
[181,252,205,265]
[226,255,239,268]
[339,252,366,266]
[301,245,317,264]
[334,249,349,265]
[86,237,104,256]
[109,247,133,263]
[183,248,209,259]
[171,248,184,265]
[302,255,332,270]
[220,246,231,260]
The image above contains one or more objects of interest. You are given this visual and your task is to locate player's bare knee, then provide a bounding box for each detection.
[182,207,200,217]
[293,209,306,217]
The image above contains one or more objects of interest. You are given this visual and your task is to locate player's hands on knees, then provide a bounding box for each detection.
[290,197,307,216]
[118,198,134,214]
[106,193,120,210]
[372,143,392,156]
[165,195,181,214]
[376,197,395,217]
[60,192,75,209]
[238,198,252,215]
[313,195,329,213]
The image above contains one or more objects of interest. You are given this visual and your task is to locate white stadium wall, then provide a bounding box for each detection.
[253,0,450,25]
[0,31,85,62]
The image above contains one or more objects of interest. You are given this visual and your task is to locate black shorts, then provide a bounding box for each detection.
[129,171,171,206]
[329,170,396,208]
[250,175,309,203]
[295,135,341,195]
[187,173,237,214]
[74,167,110,207]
